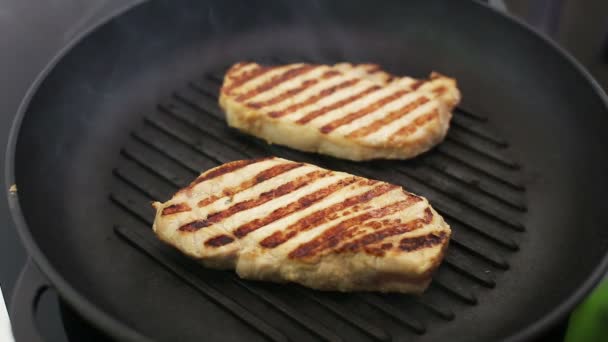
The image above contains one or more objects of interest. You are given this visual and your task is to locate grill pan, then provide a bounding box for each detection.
[6,0,608,341]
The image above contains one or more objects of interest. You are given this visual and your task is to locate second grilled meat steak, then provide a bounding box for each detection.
[219,62,461,161]
[153,157,451,294]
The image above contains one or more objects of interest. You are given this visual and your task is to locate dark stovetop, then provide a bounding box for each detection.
[1,0,607,341]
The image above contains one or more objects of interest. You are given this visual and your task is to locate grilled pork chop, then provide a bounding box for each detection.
[219,62,461,161]
[153,157,451,293]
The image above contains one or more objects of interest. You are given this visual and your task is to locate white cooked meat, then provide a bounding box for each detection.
[153,157,451,294]
[219,62,461,161]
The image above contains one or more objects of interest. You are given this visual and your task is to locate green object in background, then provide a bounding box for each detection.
[565,279,608,342]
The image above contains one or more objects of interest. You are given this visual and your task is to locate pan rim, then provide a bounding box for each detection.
[4,1,152,341]
[4,0,608,341]
[469,2,608,341]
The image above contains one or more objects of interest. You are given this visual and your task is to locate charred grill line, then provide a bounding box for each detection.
[222,65,273,94]
[179,170,331,232]
[161,203,191,216]
[270,79,361,119]
[235,65,317,102]
[336,208,435,255]
[234,176,360,238]
[388,110,440,142]
[248,78,320,109]
[260,182,396,248]
[289,197,422,259]
[195,162,306,208]
[296,85,381,124]
[347,96,430,138]
[205,234,235,247]
[189,158,271,190]
[319,89,411,133]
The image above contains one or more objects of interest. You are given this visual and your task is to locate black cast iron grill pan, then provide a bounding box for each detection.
[6,0,608,341]
[110,68,523,341]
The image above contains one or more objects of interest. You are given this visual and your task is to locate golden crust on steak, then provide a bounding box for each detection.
[219,62,461,161]
[153,157,451,294]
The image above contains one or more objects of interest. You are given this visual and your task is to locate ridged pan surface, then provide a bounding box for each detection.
[9,0,608,341]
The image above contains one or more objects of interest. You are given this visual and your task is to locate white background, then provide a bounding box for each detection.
[0,286,14,342]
